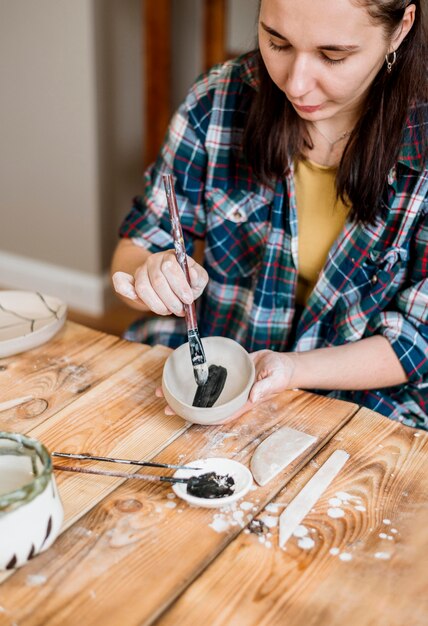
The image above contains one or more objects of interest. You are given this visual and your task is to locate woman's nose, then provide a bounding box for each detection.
[285,53,315,100]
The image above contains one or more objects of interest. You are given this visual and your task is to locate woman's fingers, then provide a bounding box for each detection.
[134,263,172,315]
[188,263,209,298]
[112,271,138,301]
[119,250,208,318]
[160,258,193,309]
[155,386,175,415]
[248,350,295,402]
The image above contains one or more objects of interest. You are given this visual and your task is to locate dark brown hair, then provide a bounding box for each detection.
[243,0,428,224]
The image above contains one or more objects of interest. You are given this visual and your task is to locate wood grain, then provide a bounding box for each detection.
[25,344,188,531]
[0,322,147,433]
[156,409,428,626]
[0,391,358,625]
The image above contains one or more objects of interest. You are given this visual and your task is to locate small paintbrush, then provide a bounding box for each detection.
[53,464,235,496]
[162,173,209,386]
[52,464,189,484]
[52,451,199,470]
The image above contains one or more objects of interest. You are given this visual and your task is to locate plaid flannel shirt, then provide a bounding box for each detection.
[119,52,428,429]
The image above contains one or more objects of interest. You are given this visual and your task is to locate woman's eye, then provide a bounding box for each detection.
[321,54,346,65]
[268,40,290,52]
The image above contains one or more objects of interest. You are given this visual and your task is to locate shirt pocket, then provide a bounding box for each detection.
[205,188,271,278]
[342,245,408,305]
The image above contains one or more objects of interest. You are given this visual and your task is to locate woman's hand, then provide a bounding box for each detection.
[249,350,297,403]
[112,249,208,316]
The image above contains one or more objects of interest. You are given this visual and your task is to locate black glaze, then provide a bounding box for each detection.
[192,365,228,408]
[186,471,235,498]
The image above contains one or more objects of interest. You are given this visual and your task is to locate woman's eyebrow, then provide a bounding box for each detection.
[319,44,360,52]
[260,22,360,52]
[260,22,287,40]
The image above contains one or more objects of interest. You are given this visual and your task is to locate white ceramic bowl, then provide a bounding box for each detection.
[0,432,64,570]
[162,336,255,425]
[0,291,67,358]
[172,457,253,508]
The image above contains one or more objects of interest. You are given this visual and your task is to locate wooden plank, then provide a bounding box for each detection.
[25,344,186,530]
[0,344,187,587]
[156,409,428,626]
[0,391,358,625]
[0,322,148,433]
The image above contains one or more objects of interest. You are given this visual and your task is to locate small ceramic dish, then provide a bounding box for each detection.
[162,336,255,425]
[172,457,253,508]
[0,432,64,570]
[0,291,67,358]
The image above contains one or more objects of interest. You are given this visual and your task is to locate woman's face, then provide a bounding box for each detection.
[258,0,393,124]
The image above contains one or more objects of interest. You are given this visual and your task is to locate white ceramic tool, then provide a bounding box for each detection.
[251,426,317,486]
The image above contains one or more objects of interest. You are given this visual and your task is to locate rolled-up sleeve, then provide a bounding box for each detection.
[371,204,428,385]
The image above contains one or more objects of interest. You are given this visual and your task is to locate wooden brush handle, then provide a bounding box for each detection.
[162,174,198,331]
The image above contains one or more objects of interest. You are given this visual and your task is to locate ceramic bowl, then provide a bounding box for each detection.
[0,290,67,358]
[172,457,253,508]
[0,432,64,570]
[162,336,255,425]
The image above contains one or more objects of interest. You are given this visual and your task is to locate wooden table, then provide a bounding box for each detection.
[0,322,427,626]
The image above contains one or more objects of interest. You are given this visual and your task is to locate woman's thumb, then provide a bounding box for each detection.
[250,377,274,403]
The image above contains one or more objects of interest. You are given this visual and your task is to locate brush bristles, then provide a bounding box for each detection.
[194,362,209,385]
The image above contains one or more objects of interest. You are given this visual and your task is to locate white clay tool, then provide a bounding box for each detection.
[279,449,350,549]
[250,426,317,486]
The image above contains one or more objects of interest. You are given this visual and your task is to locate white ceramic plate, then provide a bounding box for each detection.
[0,291,67,358]
[172,457,253,508]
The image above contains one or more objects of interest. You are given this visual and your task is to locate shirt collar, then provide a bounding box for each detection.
[239,51,260,91]
[397,103,427,173]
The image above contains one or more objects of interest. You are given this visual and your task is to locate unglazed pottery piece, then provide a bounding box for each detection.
[0,432,64,570]
[173,457,253,508]
[0,291,67,357]
[162,336,255,425]
[251,426,318,486]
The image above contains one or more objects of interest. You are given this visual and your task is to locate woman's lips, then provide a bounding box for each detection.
[292,103,322,113]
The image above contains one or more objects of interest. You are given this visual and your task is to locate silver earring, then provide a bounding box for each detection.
[385,50,397,73]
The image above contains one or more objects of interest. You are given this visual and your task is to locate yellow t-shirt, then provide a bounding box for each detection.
[294,159,348,305]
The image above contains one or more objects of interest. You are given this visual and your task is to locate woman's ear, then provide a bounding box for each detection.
[389,3,416,53]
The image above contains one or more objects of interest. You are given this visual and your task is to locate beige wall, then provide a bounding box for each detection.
[0,0,258,313]
[0,0,142,311]
[1,0,101,272]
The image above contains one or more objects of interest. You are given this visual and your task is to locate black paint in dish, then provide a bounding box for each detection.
[186,471,235,498]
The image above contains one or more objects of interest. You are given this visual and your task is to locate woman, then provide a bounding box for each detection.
[111,0,427,429]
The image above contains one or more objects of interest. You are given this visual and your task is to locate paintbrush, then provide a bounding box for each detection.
[162,174,209,386]
[52,464,190,484]
[162,174,228,407]
[52,464,235,497]
[52,451,199,470]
